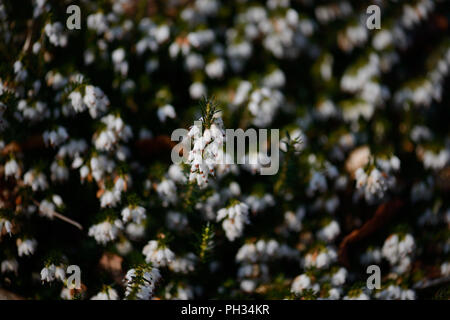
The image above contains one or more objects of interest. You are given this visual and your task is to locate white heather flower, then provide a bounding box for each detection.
[248,87,283,127]
[441,262,450,277]
[94,114,132,151]
[343,291,370,300]
[169,253,196,274]
[83,85,110,118]
[50,161,69,182]
[216,202,249,241]
[341,54,379,93]
[236,243,258,264]
[377,156,401,173]
[100,189,122,208]
[240,279,257,293]
[237,262,269,285]
[88,219,123,245]
[262,69,285,89]
[46,71,67,90]
[13,60,28,82]
[41,264,56,282]
[125,267,161,300]
[60,288,75,300]
[256,239,290,261]
[94,130,116,151]
[167,164,187,184]
[185,53,204,71]
[306,171,327,197]
[360,247,382,265]
[0,218,12,235]
[284,207,305,232]
[69,91,85,113]
[116,239,133,256]
[57,139,88,166]
[341,100,374,123]
[291,274,319,295]
[142,240,175,267]
[55,265,66,281]
[410,125,432,143]
[382,233,415,272]
[80,165,89,180]
[91,287,119,300]
[339,24,368,52]
[112,48,128,76]
[233,81,252,106]
[39,199,57,219]
[43,126,68,147]
[44,22,68,47]
[187,30,214,48]
[315,99,338,120]
[24,169,48,191]
[205,58,225,79]
[166,211,188,231]
[375,285,416,300]
[372,30,393,50]
[154,25,170,43]
[303,247,337,269]
[17,100,49,122]
[327,288,342,300]
[156,179,178,207]
[114,176,129,193]
[17,238,37,257]
[87,12,108,34]
[1,259,18,275]
[280,129,305,154]
[164,283,194,300]
[187,113,225,188]
[157,104,176,122]
[228,182,241,197]
[89,155,115,182]
[422,149,450,171]
[121,205,146,224]
[126,223,146,241]
[244,194,275,213]
[317,220,340,242]
[5,158,20,179]
[189,82,207,99]
[331,268,348,286]
[355,167,391,203]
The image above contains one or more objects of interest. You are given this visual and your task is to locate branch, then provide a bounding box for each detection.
[0,288,24,300]
[2,135,45,156]
[135,135,177,159]
[338,199,404,268]
[52,211,83,231]
[33,199,83,230]
[413,276,450,290]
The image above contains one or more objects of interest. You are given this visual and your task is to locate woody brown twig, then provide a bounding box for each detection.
[1,135,45,156]
[135,135,177,159]
[32,199,83,231]
[338,199,404,268]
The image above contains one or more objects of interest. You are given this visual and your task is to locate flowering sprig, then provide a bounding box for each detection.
[186,98,225,188]
[124,264,161,300]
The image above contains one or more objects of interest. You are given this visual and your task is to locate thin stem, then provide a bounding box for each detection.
[32,199,83,230]
[52,212,83,230]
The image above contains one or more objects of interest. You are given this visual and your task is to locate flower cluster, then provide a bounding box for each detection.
[186,100,225,188]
